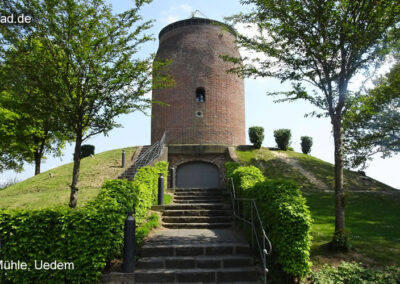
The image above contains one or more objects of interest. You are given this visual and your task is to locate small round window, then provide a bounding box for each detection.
[196,87,205,102]
[196,111,203,117]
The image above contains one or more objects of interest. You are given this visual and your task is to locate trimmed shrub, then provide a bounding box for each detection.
[225,161,241,179]
[310,262,400,284]
[228,165,312,283]
[274,129,292,150]
[80,144,95,158]
[230,166,265,195]
[301,136,313,154]
[0,161,168,283]
[248,126,264,148]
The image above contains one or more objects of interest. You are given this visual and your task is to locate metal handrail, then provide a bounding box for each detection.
[227,177,272,284]
[130,132,166,178]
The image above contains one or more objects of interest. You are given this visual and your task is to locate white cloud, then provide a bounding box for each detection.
[165,15,179,24]
[160,3,193,24]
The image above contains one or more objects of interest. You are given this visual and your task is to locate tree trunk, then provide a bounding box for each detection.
[34,151,41,175]
[34,135,47,176]
[332,116,347,249]
[69,133,83,208]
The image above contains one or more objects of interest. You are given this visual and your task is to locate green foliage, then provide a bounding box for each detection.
[0,161,167,282]
[80,145,95,158]
[225,161,241,179]
[301,136,313,154]
[0,38,71,174]
[274,129,292,150]
[1,0,170,206]
[136,213,159,248]
[248,126,264,148]
[230,166,312,282]
[226,0,400,245]
[343,63,400,168]
[230,166,264,194]
[310,262,400,284]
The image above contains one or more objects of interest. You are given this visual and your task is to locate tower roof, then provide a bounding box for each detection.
[158,17,236,40]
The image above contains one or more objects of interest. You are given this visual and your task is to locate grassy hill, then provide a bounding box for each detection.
[235,147,400,266]
[1,145,398,266]
[0,147,136,209]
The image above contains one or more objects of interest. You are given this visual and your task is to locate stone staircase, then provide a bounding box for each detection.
[133,188,260,283]
[118,146,150,180]
[101,187,260,283]
[162,188,232,229]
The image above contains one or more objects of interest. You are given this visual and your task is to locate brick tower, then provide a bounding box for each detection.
[151,17,245,145]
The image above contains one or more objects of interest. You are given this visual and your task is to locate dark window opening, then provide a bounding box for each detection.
[196,87,205,102]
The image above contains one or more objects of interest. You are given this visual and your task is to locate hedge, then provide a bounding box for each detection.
[80,144,95,158]
[274,129,292,150]
[227,164,312,283]
[301,136,313,154]
[0,161,168,283]
[248,126,265,149]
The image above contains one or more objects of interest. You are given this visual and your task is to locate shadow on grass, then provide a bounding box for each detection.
[306,192,400,265]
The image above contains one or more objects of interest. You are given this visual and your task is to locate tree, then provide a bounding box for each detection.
[301,136,313,155]
[274,129,291,150]
[0,38,71,175]
[2,0,171,208]
[226,0,400,249]
[343,63,400,168]
[248,126,264,148]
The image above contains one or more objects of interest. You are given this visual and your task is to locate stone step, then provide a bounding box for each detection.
[174,195,222,200]
[174,191,223,196]
[164,204,230,210]
[162,210,231,216]
[174,192,223,197]
[174,188,221,193]
[173,199,223,204]
[140,242,251,257]
[162,222,232,229]
[162,216,232,223]
[133,267,258,283]
[137,255,254,269]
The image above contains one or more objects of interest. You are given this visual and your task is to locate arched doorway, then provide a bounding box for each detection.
[176,161,219,189]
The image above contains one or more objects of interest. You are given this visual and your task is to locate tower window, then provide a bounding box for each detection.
[196,87,205,102]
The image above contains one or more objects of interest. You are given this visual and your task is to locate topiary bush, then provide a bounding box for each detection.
[301,136,313,154]
[228,165,312,283]
[80,144,95,158]
[248,126,265,148]
[0,161,168,283]
[274,129,292,150]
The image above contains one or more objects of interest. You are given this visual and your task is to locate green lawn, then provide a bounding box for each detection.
[306,191,400,266]
[236,147,395,192]
[284,150,394,192]
[236,147,314,188]
[0,147,136,209]
[235,147,399,267]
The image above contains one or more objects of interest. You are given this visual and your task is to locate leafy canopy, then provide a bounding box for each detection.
[343,63,400,168]
[225,0,400,118]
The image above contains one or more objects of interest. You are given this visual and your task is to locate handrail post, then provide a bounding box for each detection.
[251,202,254,249]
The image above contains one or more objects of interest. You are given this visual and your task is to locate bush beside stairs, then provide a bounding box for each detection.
[102,187,261,283]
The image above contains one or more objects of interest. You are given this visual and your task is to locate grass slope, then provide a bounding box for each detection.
[236,146,395,192]
[0,147,136,209]
[235,147,400,266]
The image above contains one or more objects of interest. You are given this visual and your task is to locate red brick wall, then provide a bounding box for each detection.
[151,20,245,145]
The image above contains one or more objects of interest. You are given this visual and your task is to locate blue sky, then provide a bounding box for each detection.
[1,0,399,189]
